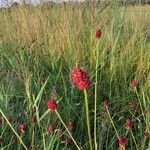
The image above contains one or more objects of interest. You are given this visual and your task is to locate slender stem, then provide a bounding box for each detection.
[130,130,139,150]
[1,124,8,136]
[106,107,119,139]
[55,111,81,150]
[120,146,126,150]
[142,138,146,150]
[38,109,49,122]
[0,110,28,150]
[84,90,93,150]
[18,134,22,150]
[32,125,35,149]
[94,40,100,150]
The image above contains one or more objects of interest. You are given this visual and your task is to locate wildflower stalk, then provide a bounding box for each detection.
[84,90,93,150]
[55,111,81,150]
[106,107,119,139]
[0,110,28,150]
[120,147,126,150]
[142,138,146,150]
[94,40,100,149]
[130,129,139,150]
[32,125,35,150]
[18,134,23,150]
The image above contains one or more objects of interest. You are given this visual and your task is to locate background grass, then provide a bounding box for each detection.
[0,1,150,150]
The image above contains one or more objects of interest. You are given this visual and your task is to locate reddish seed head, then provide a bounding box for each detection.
[13,138,17,144]
[31,116,37,124]
[0,137,2,145]
[101,100,109,108]
[131,79,138,89]
[28,146,32,150]
[48,125,55,135]
[19,123,27,134]
[131,102,139,110]
[39,77,46,84]
[125,119,133,129]
[47,99,58,111]
[71,68,91,90]
[144,132,150,138]
[119,137,128,147]
[8,116,13,123]
[58,128,63,137]
[95,29,102,39]
[143,111,148,116]
[67,121,74,130]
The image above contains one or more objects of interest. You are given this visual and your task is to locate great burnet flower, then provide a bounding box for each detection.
[67,121,74,131]
[119,137,128,147]
[95,29,102,39]
[19,123,27,134]
[31,115,37,124]
[48,125,55,135]
[71,68,91,90]
[101,100,109,109]
[8,116,13,123]
[131,79,138,89]
[47,99,58,111]
[125,119,133,129]
[144,132,150,138]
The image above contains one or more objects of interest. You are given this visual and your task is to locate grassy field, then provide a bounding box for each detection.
[0,2,150,150]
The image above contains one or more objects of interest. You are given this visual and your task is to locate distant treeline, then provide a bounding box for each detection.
[120,0,150,5]
[1,0,150,10]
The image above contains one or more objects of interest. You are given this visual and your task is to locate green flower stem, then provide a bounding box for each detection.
[130,129,139,150]
[84,90,93,150]
[94,39,100,149]
[106,107,119,139]
[55,111,81,150]
[0,110,28,150]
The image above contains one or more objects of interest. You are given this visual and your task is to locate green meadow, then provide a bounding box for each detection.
[0,2,150,150]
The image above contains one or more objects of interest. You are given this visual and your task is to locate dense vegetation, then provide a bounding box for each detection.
[0,1,150,150]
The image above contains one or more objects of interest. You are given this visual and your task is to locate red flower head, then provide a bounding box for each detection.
[47,99,58,111]
[0,137,2,145]
[19,123,27,134]
[143,111,148,116]
[8,116,13,123]
[67,121,74,130]
[71,68,91,90]
[131,79,138,89]
[28,146,32,150]
[95,29,102,39]
[31,116,37,124]
[144,132,150,138]
[0,119,2,126]
[119,137,128,147]
[48,125,55,135]
[125,119,133,129]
